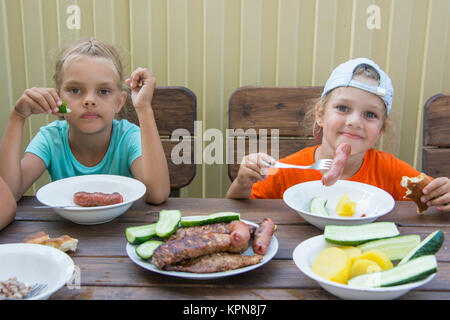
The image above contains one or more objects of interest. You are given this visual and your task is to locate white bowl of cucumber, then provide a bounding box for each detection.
[283,180,395,230]
[36,174,146,225]
[293,223,442,300]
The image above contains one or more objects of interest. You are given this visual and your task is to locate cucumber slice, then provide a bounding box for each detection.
[180,212,240,227]
[324,222,400,246]
[155,210,182,238]
[348,255,438,288]
[125,223,157,244]
[309,197,329,216]
[399,230,444,265]
[357,234,421,261]
[135,240,164,260]
[58,102,71,113]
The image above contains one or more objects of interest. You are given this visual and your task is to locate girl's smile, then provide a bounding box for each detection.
[340,131,364,140]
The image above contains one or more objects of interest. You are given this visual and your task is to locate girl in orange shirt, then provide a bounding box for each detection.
[226,58,450,213]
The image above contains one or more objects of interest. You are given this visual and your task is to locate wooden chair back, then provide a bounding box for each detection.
[422,94,450,178]
[117,86,196,196]
[228,86,322,181]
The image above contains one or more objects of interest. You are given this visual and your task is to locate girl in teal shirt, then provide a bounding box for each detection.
[0,38,170,205]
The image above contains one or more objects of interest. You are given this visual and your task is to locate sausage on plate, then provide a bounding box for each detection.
[321,142,351,187]
[253,218,275,255]
[73,191,124,207]
[228,220,251,248]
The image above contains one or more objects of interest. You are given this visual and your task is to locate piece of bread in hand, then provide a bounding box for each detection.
[401,173,432,214]
[22,232,78,252]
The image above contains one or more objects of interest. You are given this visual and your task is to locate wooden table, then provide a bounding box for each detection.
[0,196,449,300]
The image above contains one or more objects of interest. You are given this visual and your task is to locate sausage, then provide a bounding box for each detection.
[228,220,251,248]
[253,218,275,255]
[321,142,351,186]
[73,191,124,207]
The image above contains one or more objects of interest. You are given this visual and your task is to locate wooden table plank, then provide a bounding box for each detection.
[52,286,338,300]
[67,257,450,292]
[51,286,450,300]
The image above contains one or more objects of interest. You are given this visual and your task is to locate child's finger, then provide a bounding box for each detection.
[257,153,276,167]
[422,178,449,203]
[24,88,51,114]
[428,193,450,208]
[437,202,450,213]
[240,165,265,183]
[38,88,59,113]
[47,89,62,112]
[129,68,149,88]
[422,177,447,195]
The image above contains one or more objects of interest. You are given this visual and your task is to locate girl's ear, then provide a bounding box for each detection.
[115,90,127,113]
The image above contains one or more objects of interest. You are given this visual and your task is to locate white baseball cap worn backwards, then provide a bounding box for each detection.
[322,57,394,115]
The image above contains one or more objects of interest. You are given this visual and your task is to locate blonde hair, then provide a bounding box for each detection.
[54,38,125,90]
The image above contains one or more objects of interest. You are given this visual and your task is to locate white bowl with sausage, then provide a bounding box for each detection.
[36,174,146,225]
[283,180,395,230]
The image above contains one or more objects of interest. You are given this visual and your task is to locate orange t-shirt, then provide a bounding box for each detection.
[250,145,424,201]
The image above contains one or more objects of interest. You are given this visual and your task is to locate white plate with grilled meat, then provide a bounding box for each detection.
[125,219,279,280]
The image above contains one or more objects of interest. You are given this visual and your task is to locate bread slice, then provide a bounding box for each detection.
[22,232,78,252]
[21,231,50,244]
[42,235,78,252]
[401,173,432,214]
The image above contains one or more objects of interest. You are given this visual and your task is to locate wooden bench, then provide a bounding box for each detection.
[117,86,196,196]
[422,94,450,178]
[228,86,322,181]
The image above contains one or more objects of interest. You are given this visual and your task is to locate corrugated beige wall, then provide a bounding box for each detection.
[1,0,449,198]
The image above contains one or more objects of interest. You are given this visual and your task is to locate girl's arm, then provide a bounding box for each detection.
[0,88,59,200]
[0,176,17,230]
[127,68,170,204]
[0,111,47,200]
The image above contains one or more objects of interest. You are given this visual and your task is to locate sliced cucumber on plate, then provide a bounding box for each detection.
[309,197,329,216]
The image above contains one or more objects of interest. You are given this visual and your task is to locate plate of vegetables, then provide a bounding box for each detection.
[292,222,443,300]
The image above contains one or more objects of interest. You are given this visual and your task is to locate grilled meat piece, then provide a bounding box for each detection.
[164,253,263,273]
[152,232,234,269]
[167,222,256,241]
[168,223,229,241]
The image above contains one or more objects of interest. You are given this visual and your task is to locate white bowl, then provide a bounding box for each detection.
[292,235,435,300]
[0,243,75,300]
[36,174,146,225]
[283,180,395,229]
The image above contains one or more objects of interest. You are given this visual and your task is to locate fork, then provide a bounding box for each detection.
[269,159,333,171]
[2,283,47,300]
[24,283,47,299]
[34,205,79,209]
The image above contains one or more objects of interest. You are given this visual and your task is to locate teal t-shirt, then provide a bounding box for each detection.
[25,119,142,181]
